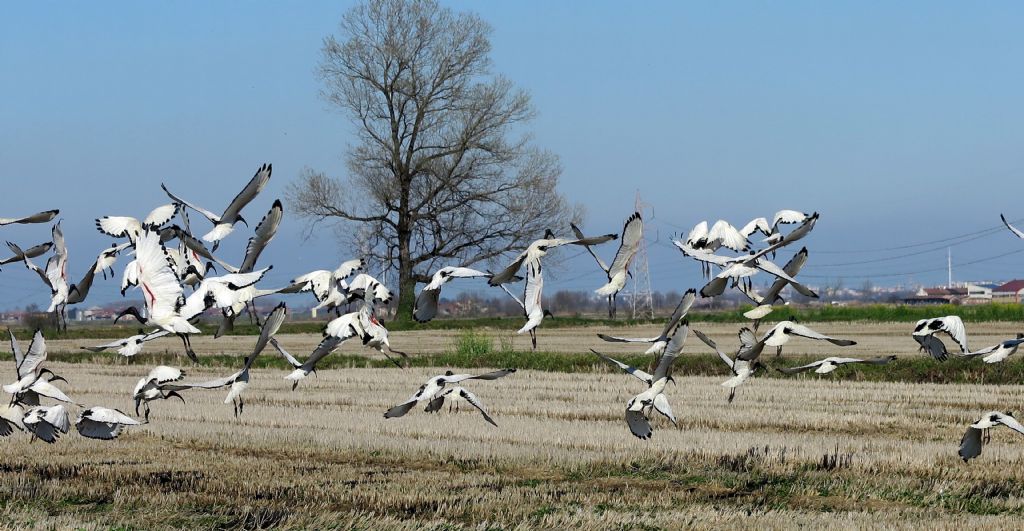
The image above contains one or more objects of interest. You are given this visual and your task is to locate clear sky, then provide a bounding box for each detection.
[2,1,1024,310]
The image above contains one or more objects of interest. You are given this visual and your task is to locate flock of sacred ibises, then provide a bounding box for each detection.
[3,164,1024,462]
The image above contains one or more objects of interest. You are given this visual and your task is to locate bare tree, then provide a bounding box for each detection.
[289,0,580,321]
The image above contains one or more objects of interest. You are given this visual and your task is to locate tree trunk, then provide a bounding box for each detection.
[395,224,415,325]
[395,261,417,325]
[394,181,416,324]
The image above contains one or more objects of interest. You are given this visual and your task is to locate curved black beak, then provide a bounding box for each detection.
[115,307,146,325]
[237,216,248,228]
[167,391,186,405]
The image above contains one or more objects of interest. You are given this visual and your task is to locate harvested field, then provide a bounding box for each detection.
[4,323,1024,529]
[46,321,1023,358]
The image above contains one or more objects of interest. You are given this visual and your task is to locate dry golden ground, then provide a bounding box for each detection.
[47,320,1022,359]
[4,332,1024,529]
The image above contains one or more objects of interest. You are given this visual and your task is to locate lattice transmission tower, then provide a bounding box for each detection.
[629,191,655,319]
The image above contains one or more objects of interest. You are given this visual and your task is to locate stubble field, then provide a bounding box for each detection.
[4,322,1024,529]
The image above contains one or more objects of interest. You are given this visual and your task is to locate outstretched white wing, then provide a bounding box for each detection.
[333,258,365,280]
[455,387,498,427]
[220,163,272,221]
[693,330,734,370]
[997,413,1024,435]
[134,231,184,321]
[17,330,46,379]
[596,334,660,344]
[591,349,653,383]
[8,330,23,374]
[161,184,221,223]
[1002,214,1024,240]
[0,209,59,226]
[570,223,610,273]
[916,316,969,353]
[776,360,826,375]
[239,200,283,273]
[707,220,747,251]
[959,426,983,461]
[783,323,857,346]
[607,212,643,277]
[625,407,652,439]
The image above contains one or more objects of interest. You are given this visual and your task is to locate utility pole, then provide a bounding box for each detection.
[629,191,655,320]
[947,247,952,289]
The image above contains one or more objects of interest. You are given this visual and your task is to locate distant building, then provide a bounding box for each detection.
[993,280,1024,303]
[902,281,1003,305]
[903,287,968,305]
[71,306,115,321]
[964,282,993,302]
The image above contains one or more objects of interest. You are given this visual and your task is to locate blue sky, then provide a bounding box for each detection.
[2,2,1024,310]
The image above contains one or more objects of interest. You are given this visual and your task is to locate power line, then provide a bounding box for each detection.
[649,215,1024,255]
[809,228,1005,267]
[799,248,1024,280]
[812,220,1017,254]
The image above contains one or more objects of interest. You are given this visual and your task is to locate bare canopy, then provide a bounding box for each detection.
[289,0,580,320]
